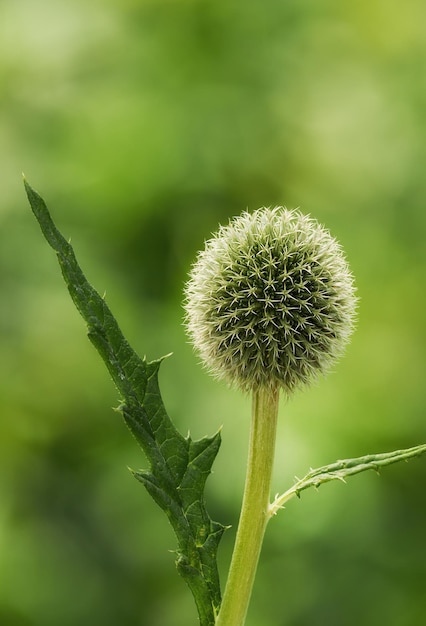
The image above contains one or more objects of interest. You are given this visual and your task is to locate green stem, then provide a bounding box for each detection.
[216,386,280,626]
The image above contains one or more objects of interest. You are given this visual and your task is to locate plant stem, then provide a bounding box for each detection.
[216,386,280,626]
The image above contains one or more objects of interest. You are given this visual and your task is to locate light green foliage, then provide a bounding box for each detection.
[24,180,224,626]
[184,208,357,393]
[270,444,426,514]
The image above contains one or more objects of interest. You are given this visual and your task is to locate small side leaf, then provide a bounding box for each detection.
[25,180,225,626]
[270,443,426,516]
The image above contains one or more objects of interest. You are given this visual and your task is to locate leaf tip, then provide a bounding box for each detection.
[22,175,35,195]
[23,175,31,195]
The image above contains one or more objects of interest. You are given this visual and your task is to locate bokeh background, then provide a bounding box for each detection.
[1,1,426,625]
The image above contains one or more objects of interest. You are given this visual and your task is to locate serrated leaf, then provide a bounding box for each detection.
[270,443,426,516]
[25,180,225,626]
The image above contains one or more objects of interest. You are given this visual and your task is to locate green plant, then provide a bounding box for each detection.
[25,180,426,626]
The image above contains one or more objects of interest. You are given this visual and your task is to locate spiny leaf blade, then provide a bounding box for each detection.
[270,443,426,516]
[25,179,225,626]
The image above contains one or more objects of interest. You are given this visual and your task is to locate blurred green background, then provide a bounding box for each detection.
[1,0,426,625]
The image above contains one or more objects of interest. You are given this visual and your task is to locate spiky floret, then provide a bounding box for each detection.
[184,207,357,393]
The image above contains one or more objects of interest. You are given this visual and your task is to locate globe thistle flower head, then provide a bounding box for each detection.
[184,207,357,394]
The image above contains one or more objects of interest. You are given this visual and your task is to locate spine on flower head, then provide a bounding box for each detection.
[184,207,357,394]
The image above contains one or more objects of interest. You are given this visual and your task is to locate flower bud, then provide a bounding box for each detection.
[184,207,357,393]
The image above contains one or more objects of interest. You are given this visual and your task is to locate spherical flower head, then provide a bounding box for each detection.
[184,207,357,393]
